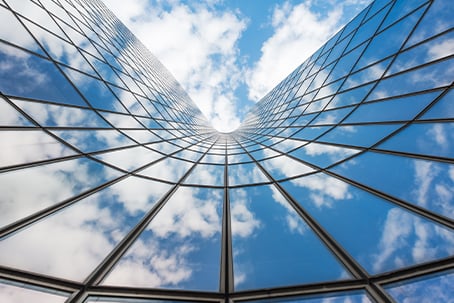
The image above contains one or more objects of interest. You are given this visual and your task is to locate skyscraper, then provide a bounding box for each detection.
[0,0,453,302]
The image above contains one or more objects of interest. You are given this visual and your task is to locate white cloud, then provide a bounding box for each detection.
[0,130,75,167]
[412,161,438,207]
[0,158,98,226]
[0,283,66,303]
[230,189,261,238]
[103,238,193,287]
[270,185,306,235]
[147,187,221,238]
[291,173,352,208]
[427,38,454,60]
[103,0,246,132]
[373,207,454,273]
[103,187,223,288]
[246,0,369,101]
[103,0,370,131]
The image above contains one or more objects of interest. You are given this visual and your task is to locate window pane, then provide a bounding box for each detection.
[103,187,222,291]
[230,185,351,290]
[281,172,454,274]
[0,176,171,281]
[0,130,75,168]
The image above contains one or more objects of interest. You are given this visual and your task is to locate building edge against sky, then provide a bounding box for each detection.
[0,0,453,302]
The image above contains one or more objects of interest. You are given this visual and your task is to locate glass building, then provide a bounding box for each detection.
[0,0,453,302]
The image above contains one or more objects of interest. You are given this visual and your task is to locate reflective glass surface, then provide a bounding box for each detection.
[103,187,222,291]
[385,270,454,302]
[0,280,67,303]
[0,0,453,302]
[230,185,350,290]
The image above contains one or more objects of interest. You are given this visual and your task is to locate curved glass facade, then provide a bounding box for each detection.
[0,0,453,302]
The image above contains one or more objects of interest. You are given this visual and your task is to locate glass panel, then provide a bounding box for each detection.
[138,157,193,182]
[0,176,171,281]
[85,298,197,303]
[103,187,222,291]
[326,43,367,84]
[22,19,95,75]
[95,146,163,172]
[387,30,454,75]
[331,152,454,219]
[385,270,454,302]
[7,1,63,36]
[61,66,127,112]
[421,89,454,120]
[85,52,122,85]
[406,0,454,47]
[379,0,428,30]
[0,130,75,168]
[228,152,253,164]
[0,98,32,126]
[13,99,109,127]
[378,122,454,158]
[101,111,143,128]
[0,6,44,54]
[228,162,269,186]
[146,140,182,154]
[318,124,402,147]
[346,5,389,53]
[290,143,359,168]
[121,130,161,144]
[344,92,440,123]
[0,157,121,228]
[230,185,350,290]
[327,84,374,109]
[0,280,67,303]
[368,59,453,98]
[343,58,391,90]
[250,146,282,161]
[290,126,330,141]
[110,85,148,116]
[355,6,426,69]
[200,153,225,165]
[52,130,137,153]
[281,172,454,274]
[261,155,315,180]
[248,291,371,303]
[172,148,204,162]
[0,42,87,106]
[183,163,224,186]
[309,107,353,126]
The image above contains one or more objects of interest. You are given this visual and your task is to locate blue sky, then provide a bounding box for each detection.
[103,0,371,131]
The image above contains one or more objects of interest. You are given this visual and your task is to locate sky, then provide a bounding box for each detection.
[103,0,371,131]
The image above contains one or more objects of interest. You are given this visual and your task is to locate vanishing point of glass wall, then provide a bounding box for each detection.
[0,0,453,302]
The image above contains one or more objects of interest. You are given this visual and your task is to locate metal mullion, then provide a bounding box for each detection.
[373,255,454,285]
[220,136,233,296]
[230,280,366,302]
[367,147,454,165]
[0,153,85,174]
[365,284,396,303]
[66,138,219,303]
[0,265,81,294]
[86,285,224,302]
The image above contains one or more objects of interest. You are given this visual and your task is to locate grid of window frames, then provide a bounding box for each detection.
[0,0,453,302]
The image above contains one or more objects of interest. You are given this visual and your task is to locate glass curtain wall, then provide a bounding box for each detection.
[0,0,453,302]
